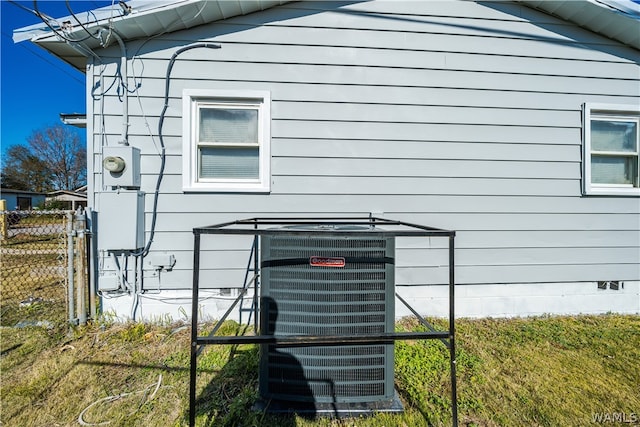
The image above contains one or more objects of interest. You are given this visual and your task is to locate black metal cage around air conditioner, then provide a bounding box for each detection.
[188,217,458,427]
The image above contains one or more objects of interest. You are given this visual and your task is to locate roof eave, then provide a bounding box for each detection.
[519,0,640,50]
[14,0,292,72]
[16,0,639,73]
[60,113,87,128]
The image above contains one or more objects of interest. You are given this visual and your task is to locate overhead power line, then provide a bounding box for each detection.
[1,30,85,87]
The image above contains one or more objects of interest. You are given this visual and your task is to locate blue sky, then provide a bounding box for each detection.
[2,0,639,157]
[1,1,110,155]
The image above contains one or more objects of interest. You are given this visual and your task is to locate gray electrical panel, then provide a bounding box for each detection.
[98,191,145,251]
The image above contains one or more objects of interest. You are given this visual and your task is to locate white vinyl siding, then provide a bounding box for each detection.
[182,90,271,192]
[582,103,640,196]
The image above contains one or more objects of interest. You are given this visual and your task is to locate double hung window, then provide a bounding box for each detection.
[183,90,270,192]
[583,103,639,196]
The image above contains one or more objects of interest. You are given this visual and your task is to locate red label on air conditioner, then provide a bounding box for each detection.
[309,256,346,267]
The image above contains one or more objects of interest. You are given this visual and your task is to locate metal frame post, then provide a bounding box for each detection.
[449,235,458,427]
[189,232,201,427]
[253,233,259,334]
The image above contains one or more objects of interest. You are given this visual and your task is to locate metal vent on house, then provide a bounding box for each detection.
[258,227,399,413]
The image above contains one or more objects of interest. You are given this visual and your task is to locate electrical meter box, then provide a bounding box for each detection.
[98,190,145,251]
[103,145,141,188]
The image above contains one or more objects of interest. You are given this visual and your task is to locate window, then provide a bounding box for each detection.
[16,196,32,210]
[583,103,640,196]
[182,90,271,192]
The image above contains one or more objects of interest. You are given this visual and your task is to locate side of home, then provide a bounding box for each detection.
[17,0,640,320]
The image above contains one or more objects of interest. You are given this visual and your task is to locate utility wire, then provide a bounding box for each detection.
[1,30,85,86]
[6,0,41,17]
[65,0,101,41]
[32,0,96,43]
[131,43,221,258]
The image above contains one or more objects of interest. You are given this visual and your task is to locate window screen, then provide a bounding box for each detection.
[182,90,271,192]
[583,103,640,196]
[199,146,259,179]
[199,108,258,144]
[590,119,638,187]
[196,105,260,181]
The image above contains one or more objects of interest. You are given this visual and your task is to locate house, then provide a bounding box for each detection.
[0,188,47,210]
[15,0,639,321]
[46,186,88,211]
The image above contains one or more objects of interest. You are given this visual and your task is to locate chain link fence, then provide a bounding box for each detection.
[1,211,76,327]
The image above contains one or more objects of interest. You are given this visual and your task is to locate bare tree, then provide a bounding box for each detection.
[29,124,87,191]
[1,145,52,192]
[1,124,86,192]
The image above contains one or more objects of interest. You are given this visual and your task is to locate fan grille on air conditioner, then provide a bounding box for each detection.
[259,232,395,405]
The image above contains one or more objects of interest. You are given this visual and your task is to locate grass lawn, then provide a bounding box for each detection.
[1,315,638,426]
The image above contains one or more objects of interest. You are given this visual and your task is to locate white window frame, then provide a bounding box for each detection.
[182,89,271,192]
[582,103,640,196]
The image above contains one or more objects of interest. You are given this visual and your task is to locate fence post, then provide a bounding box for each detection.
[0,200,7,240]
[75,209,88,325]
[67,211,76,324]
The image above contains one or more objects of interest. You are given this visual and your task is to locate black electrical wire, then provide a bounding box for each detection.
[91,73,119,100]
[33,0,95,43]
[65,0,100,41]
[132,43,221,258]
[1,29,85,86]
[127,0,208,95]
[7,0,39,17]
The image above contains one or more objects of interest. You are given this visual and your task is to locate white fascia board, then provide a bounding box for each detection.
[519,0,640,49]
[14,0,292,70]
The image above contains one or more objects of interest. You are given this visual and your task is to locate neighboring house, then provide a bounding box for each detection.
[46,186,88,211]
[15,0,639,321]
[0,188,47,210]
